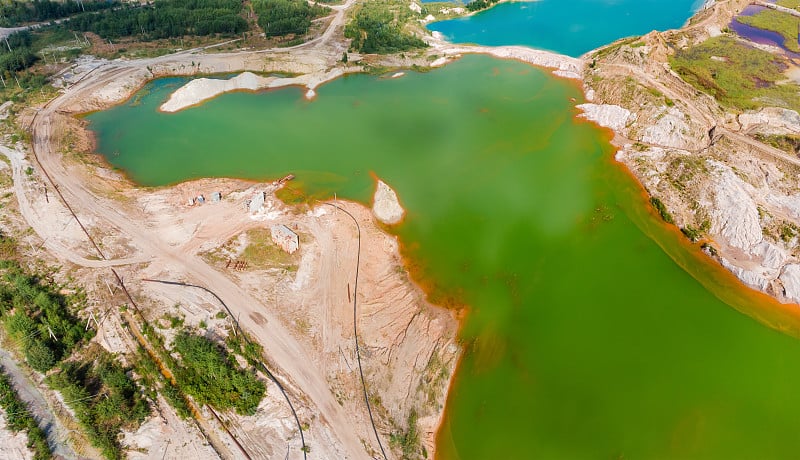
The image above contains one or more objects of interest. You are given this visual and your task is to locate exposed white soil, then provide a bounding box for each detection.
[583,0,800,305]
[7,0,800,458]
[577,103,636,132]
[0,414,33,460]
[160,68,356,113]
[372,179,405,225]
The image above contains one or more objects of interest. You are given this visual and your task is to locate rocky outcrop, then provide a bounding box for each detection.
[739,107,800,136]
[780,264,800,302]
[432,43,583,79]
[577,104,635,131]
[709,163,762,251]
[640,106,693,149]
[721,257,770,291]
[372,180,405,225]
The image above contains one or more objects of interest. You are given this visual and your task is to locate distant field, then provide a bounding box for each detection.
[737,9,800,52]
[670,36,800,112]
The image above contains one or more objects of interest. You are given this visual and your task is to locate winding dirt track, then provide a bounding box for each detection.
[17,2,389,458]
[29,77,380,460]
[10,1,621,456]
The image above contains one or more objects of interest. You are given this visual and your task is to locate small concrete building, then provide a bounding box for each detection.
[271,224,299,254]
[210,191,222,202]
[249,191,265,213]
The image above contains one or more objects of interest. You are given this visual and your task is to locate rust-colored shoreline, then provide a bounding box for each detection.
[49,34,800,459]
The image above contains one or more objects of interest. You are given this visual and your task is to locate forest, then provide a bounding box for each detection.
[67,0,248,40]
[172,330,266,415]
[253,0,327,37]
[0,260,94,373]
[0,0,115,27]
[344,2,427,54]
[47,351,150,460]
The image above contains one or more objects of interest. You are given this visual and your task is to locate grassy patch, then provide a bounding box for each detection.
[131,346,192,419]
[0,261,94,373]
[666,155,707,192]
[225,328,266,367]
[778,0,800,9]
[669,36,800,112]
[681,225,702,242]
[390,409,421,459]
[737,9,799,52]
[0,231,17,260]
[242,228,297,270]
[754,133,800,155]
[46,348,150,460]
[781,221,799,241]
[0,366,51,459]
[344,0,427,54]
[650,197,674,224]
[172,330,265,415]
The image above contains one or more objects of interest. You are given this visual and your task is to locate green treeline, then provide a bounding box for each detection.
[47,350,150,460]
[649,197,673,224]
[0,0,116,27]
[0,30,39,77]
[466,0,499,12]
[0,367,52,460]
[132,345,193,419]
[172,331,265,415]
[0,260,93,373]
[67,0,248,40]
[253,0,327,37]
[344,3,427,54]
[0,259,149,460]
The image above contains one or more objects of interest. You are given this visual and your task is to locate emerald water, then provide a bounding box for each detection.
[87,56,800,459]
[428,0,704,56]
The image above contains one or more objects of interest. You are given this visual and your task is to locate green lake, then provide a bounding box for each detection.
[87,56,800,459]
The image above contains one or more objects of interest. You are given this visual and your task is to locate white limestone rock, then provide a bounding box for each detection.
[372,180,405,225]
[753,241,788,270]
[709,163,763,251]
[576,104,635,132]
[739,108,800,136]
[721,258,770,291]
[640,106,692,149]
[780,264,800,303]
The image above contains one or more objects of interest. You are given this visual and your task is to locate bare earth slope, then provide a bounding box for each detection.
[583,0,800,306]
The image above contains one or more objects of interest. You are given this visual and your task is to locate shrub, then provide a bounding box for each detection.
[649,197,674,224]
[172,331,265,415]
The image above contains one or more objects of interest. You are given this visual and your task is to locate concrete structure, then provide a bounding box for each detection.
[271,224,299,254]
[249,191,265,213]
[211,191,222,202]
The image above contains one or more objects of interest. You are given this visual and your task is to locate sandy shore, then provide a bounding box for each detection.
[157,42,582,113]
[14,2,788,458]
[160,67,358,112]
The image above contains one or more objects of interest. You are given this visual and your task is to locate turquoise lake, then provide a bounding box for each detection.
[428,0,706,56]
